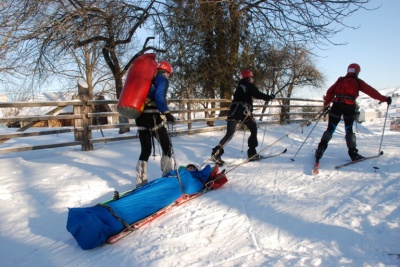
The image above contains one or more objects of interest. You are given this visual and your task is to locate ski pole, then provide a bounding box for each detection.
[260,105,271,148]
[259,86,278,144]
[260,123,267,148]
[373,104,389,170]
[163,120,187,196]
[290,108,328,161]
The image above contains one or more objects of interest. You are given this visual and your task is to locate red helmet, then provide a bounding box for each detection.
[347,63,361,74]
[240,70,253,80]
[158,61,173,74]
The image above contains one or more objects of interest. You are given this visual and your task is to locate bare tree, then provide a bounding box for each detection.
[160,0,371,102]
[271,46,324,122]
[1,0,166,133]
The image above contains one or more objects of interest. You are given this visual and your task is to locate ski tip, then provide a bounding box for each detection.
[379,150,384,155]
[283,148,288,153]
[312,162,319,175]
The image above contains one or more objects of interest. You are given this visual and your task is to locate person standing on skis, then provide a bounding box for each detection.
[211,70,275,165]
[135,61,176,187]
[315,63,392,162]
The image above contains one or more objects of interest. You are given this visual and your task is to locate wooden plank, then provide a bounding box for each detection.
[87,112,119,118]
[0,106,68,144]
[285,119,309,124]
[0,114,82,123]
[174,107,230,113]
[0,128,75,139]
[89,123,137,130]
[90,135,139,144]
[276,97,323,102]
[175,117,228,124]
[253,104,323,108]
[168,99,232,103]
[87,100,118,105]
[0,100,82,108]
[0,141,83,154]
[169,126,228,136]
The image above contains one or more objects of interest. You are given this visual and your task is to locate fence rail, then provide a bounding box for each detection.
[0,83,323,154]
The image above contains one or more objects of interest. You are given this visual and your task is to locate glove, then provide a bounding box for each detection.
[387,97,392,105]
[264,94,275,101]
[164,112,175,123]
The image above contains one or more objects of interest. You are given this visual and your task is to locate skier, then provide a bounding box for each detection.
[135,61,176,187]
[315,63,392,162]
[211,70,275,165]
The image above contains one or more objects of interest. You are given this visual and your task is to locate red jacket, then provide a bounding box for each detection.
[324,73,388,106]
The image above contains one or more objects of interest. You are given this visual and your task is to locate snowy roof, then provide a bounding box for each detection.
[19,92,76,115]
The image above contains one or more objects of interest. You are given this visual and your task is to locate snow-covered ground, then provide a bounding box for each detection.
[0,109,399,266]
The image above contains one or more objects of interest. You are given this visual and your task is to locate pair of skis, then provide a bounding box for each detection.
[206,148,287,168]
[211,148,287,167]
[313,151,383,175]
[226,148,287,167]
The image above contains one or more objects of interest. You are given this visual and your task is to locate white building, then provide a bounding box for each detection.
[0,94,7,102]
[359,108,376,123]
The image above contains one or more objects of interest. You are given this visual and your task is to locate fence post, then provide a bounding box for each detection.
[75,79,93,151]
[186,88,192,133]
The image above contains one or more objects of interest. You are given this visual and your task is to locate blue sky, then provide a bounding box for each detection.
[313,0,400,96]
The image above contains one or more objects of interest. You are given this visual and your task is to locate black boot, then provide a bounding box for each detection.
[211,145,225,166]
[247,147,260,161]
[346,134,364,161]
[315,141,328,160]
[348,148,364,161]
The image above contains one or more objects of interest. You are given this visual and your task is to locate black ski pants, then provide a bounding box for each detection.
[218,103,258,149]
[325,102,356,136]
[135,112,172,161]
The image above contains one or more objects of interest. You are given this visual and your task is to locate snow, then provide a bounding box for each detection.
[1,116,399,267]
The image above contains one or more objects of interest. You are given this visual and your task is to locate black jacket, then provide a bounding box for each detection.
[232,80,272,110]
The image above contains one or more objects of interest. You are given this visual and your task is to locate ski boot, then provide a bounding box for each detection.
[315,141,328,160]
[211,145,225,166]
[348,148,365,161]
[247,147,260,162]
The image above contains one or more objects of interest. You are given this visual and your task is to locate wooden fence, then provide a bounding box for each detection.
[0,82,323,154]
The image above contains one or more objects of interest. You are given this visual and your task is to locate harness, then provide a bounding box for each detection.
[229,101,251,116]
[334,94,356,101]
[136,115,167,159]
[136,121,165,131]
